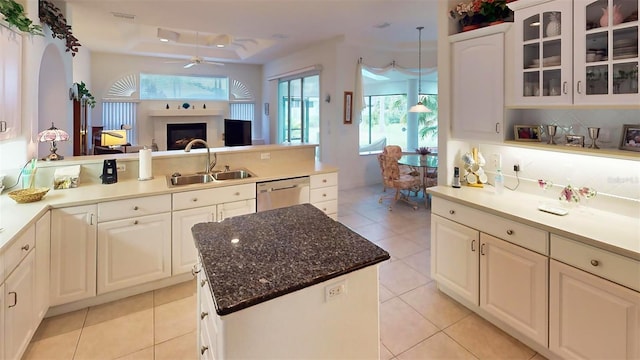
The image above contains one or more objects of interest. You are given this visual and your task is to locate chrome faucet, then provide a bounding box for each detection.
[184,139,217,173]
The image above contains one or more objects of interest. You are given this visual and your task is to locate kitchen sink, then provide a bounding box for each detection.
[167,169,254,187]
[212,169,253,180]
[168,173,214,186]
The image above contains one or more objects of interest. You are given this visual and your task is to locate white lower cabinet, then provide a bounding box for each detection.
[97,213,172,294]
[480,233,548,347]
[4,251,35,360]
[35,211,50,321]
[50,205,97,306]
[172,184,256,275]
[431,215,479,304]
[310,172,338,219]
[550,260,640,359]
[0,282,4,360]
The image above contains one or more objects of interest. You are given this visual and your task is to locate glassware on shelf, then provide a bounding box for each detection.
[588,127,600,149]
[546,125,558,144]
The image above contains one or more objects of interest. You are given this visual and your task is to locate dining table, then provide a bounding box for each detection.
[398,153,438,207]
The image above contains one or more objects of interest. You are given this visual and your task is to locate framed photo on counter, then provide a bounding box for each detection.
[514,125,542,142]
[619,124,640,152]
[565,135,585,147]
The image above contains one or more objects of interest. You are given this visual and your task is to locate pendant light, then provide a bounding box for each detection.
[409,26,430,113]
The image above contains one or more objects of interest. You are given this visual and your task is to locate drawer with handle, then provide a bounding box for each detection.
[98,194,171,222]
[310,172,338,188]
[173,183,255,211]
[551,234,640,292]
[432,197,548,255]
[2,225,35,281]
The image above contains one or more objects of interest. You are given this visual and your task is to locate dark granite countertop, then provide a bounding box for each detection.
[192,204,390,316]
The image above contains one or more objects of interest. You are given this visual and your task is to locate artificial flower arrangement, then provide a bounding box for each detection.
[416,147,431,155]
[449,0,514,29]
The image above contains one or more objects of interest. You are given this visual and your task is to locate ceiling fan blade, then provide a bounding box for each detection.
[184,62,196,69]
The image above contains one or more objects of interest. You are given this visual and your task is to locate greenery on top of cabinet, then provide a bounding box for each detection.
[0,0,43,35]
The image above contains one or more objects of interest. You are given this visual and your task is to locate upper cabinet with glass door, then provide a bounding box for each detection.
[513,1,573,105]
[574,0,638,105]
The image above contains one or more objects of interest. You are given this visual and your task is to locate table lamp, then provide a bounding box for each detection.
[38,122,70,161]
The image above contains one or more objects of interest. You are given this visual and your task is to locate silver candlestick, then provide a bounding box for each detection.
[547,125,558,145]
[588,127,600,149]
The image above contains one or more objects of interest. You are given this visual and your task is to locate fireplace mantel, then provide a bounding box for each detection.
[148,109,224,117]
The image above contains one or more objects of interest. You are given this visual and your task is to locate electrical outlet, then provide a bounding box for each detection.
[490,154,502,169]
[117,164,126,172]
[513,164,520,172]
[325,280,346,301]
[260,153,271,160]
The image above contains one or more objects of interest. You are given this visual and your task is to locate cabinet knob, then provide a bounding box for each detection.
[449,210,455,215]
[133,206,139,211]
[322,179,327,183]
[200,311,209,320]
[322,193,327,197]
[577,80,582,94]
[562,81,568,94]
[495,122,500,134]
[590,259,599,267]
[191,198,198,202]
[471,239,476,252]
[480,243,486,255]
[234,192,240,196]
[322,207,327,212]
[506,229,514,235]
[201,346,209,355]
[21,244,30,251]
[133,220,139,225]
[191,265,201,277]
[200,279,207,287]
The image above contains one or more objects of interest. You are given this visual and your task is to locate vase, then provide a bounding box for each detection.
[600,5,623,27]
[545,12,561,37]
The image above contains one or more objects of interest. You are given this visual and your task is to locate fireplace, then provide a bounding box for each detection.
[167,123,207,150]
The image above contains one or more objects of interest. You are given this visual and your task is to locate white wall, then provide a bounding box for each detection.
[90,52,263,149]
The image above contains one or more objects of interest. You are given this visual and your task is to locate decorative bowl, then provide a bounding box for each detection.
[8,187,50,203]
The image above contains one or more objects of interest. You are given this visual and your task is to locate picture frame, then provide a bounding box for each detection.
[565,135,585,147]
[343,91,353,124]
[619,124,640,152]
[514,125,542,142]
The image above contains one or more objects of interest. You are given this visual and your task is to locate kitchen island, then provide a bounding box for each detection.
[192,204,390,359]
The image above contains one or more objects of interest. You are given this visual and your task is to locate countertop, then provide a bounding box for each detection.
[426,185,640,260]
[191,204,390,315]
[0,160,337,252]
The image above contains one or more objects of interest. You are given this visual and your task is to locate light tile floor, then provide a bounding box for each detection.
[24,185,546,360]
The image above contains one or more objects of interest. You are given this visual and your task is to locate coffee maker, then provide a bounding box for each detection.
[101,159,118,184]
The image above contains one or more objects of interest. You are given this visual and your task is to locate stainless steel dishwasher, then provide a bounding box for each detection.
[256,177,310,212]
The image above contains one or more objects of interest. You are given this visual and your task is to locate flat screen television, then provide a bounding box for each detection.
[224,119,252,147]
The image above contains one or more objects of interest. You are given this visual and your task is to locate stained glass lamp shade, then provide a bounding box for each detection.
[38,122,70,161]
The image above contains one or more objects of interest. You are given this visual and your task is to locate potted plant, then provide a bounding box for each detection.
[450,0,513,31]
[0,0,43,35]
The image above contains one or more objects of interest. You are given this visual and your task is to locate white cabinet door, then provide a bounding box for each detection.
[451,32,504,142]
[0,282,5,360]
[172,206,216,275]
[550,260,640,359]
[50,205,97,306]
[512,1,573,106]
[431,215,479,305]
[573,0,639,105]
[217,199,256,221]
[4,251,35,360]
[0,25,22,141]
[35,211,50,321]
[172,200,255,275]
[97,213,171,294]
[480,233,548,347]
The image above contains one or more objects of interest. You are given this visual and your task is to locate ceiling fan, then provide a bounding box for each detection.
[181,56,224,69]
[164,31,225,68]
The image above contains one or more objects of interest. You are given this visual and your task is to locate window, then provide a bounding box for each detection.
[278,75,319,144]
[359,93,438,154]
[102,101,138,143]
[139,73,229,100]
[229,103,255,121]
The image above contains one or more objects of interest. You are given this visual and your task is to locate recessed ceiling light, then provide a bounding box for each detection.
[111,12,135,20]
[374,22,391,29]
[159,38,169,42]
[216,44,225,48]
